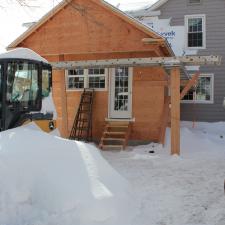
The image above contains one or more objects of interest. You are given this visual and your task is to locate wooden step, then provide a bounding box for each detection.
[104,131,126,135]
[101,145,124,150]
[106,125,128,128]
[101,138,125,142]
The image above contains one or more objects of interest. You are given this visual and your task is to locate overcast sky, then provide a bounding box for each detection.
[0,0,157,53]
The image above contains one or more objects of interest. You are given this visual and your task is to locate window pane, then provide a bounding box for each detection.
[196,77,211,101]
[68,69,84,76]
[67,69,85,89]
[7,62,38,103]
[68,77,84,89]
[88,68,106,89]
[188,32,203,47]
[188,17,203,48]
[42,69,51,97]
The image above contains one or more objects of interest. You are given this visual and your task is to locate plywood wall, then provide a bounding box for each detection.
[54,66,167,142]
[14,0,170,142]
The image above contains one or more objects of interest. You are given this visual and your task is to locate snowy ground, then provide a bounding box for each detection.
[1,122,225,225]
[0,124,134,225]
[102,122,225,225]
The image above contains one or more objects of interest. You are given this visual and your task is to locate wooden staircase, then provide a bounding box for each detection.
[69,89,94,142]
[99,121,130,150]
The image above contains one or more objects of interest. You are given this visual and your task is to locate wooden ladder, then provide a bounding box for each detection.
[99,121,130,150]
[69,89,94,142]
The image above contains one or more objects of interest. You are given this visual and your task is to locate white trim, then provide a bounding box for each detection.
[181,73,214,104]
[184,14,206,50]
[109,67,133,119]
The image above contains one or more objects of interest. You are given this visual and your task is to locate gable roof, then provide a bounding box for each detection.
[7,0,173,55]
[148,0,168,11]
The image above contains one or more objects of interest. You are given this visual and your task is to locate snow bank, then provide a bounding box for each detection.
[0,48,48,63]
[0,127,134,225]
[102,122,225,225]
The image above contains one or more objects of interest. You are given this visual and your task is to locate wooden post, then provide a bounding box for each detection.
[170,67,180,155]
[52,69,68,138]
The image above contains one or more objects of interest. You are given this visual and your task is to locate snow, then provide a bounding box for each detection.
[1,121,225,225]
[41,92,58,120]
[0,48,48,63]
[102,121,225,225]
[0,125,134,225]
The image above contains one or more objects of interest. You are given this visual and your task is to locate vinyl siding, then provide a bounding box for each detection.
[158,0,225,122]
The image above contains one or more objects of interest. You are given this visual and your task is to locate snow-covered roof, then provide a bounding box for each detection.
[148,0,169,11]
[0,48,48,63]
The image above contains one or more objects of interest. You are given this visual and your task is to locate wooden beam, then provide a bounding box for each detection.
[170,67,180,155]
[51,55,221,70]
[142,38,165,44]
[180,72,200,100]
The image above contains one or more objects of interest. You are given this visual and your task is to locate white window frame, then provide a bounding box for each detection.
[185,14,206,50]
[181,73,214,104]
[66,68,108,91]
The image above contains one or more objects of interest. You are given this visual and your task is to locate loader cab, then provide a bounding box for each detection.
[0,48,52,131]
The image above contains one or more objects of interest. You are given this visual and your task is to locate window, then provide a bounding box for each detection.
[42,68,51,97]
[67,69,85,89]
[67,68,107,90]
[88,68,106,89]
[7,62,39,103]
[182,74,214,103]
[185,15,206,49]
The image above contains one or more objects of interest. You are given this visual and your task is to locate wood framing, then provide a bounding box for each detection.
[170,67,180,155]
[51,56,221,70]
[180,72,200,99]
[7,0,221,153]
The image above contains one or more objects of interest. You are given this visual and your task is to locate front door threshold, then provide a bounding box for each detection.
[105,118,135,122]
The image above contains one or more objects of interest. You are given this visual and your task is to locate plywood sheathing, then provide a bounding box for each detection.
[16,0,167,57]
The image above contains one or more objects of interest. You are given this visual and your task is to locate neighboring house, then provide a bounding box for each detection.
[130,0,225,122]
[8,0,178,148]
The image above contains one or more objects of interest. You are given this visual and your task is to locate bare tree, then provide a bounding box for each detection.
[0,0,39,8]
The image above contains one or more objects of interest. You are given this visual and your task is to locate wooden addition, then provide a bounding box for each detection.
[8,0,182,154]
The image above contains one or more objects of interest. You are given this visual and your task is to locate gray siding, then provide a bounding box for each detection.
[158,0,225,122]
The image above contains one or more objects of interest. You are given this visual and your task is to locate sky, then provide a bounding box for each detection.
[0,0,157,53]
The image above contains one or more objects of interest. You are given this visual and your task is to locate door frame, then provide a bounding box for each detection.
[108,67,133,119]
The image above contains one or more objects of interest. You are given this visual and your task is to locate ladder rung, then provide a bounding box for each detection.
[76,127,88,131]
[77,119,88,122]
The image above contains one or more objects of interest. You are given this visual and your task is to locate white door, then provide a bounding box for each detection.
[109,67,133,119]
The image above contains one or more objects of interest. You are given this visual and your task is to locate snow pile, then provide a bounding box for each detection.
[103,122,225,225]
[0,126,134,225]
[0,48,48,63]
[41,92,58,120]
